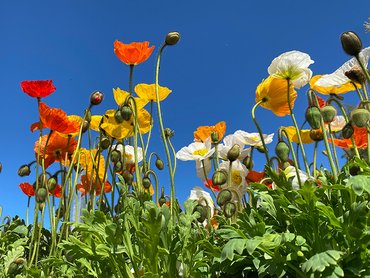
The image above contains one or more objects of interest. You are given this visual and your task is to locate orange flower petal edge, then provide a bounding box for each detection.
[114,40,154,66]
[194,121,226,142]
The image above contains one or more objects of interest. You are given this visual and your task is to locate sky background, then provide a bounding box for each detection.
[0,1,369,219]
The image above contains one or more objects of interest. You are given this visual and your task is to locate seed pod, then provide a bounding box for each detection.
[309,129,323,141]
[100,137,111,150]
[114,109,124,123]
[341,122,354,139]
[120,105,133,121]
[36,188,48,203]
[223,202,236,218]
[111,150,121,163]
[90,91,104,106]
[351,108,370,128]
[321,105,337,123]
[142,177,151,189]
[227,144,240,162]
[155,158,164,170]
[216,189,232,206]
[18,164,31,177]
[305,106,322,129]
[275,140,290,162]
[212,170,227,186]
[165,31,180,45]
[340,31,362,56]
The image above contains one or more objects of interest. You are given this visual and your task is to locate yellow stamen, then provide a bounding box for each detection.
[193,149,208,156]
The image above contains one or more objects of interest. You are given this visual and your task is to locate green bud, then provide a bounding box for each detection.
[82,120,90,133]
[111,150,121,163]
[242,155,253,170]
[8,262,19,275]
[211,131,219,143]
[120,105,133,121]
[340,31,362,56]
[142,177,151,189]
[305,106,322,129]
[159,196,167,206]
[122,170,134,184]
[18,164,31,177]
[223,202,236,218]
[341,122,354,139]
[84,109,92,122]
[194,204,207,222]
[350,108,370,128]
[36,188,48,203]
[114,161,123,172]
[47,176,58,191]
[114,109,124,123]
[227,144,240,162]
[321,105,337,123]
[165,31,180,46]
[100,137,111,150]
[309,129,323,142]
[212,170,228,186]
[275,140,290,162]
[216,189,232,206]
[155,158,164,170]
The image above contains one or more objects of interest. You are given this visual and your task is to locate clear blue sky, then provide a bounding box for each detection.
[0,1,369,218]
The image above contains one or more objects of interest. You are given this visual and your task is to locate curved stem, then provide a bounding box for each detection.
[251,100,270,164]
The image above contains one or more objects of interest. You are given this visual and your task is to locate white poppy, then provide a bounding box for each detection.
[284,166,308,190]
[219,160,249,197]
[234,130,274,147]
[176,138,215,161]
[329,115,346,132]
[218,133,251,161]
[112,144,143,164]
[188,186,215,226]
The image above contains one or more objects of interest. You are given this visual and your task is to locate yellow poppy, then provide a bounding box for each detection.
[135,83,172,102]
[310,75,359,95]
[113,88,148,109]
[255,76,297,117]
[282,126,314,144]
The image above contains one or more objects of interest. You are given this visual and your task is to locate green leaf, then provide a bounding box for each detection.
[347,175,370,196]
[221,239,247,261]
[302,250,343,274]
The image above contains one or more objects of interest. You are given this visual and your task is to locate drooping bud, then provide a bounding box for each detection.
[155,158,164,170]
[122,170,134,184]
[194,204,207,223]
[165,32,180,46]
[212,170,227,186]
[242,155,253,170]
[38,173,48,188]
[18,164,31,177]
[350,108,370,128]
[120,105,133,121]
[82,120,90,133]
[142,177,151,189]
[216,189,232,206]
[100,136,111,150]
[90,91,104,106]
[227,144,240,162]
[223,202,236,218]
[8,262,19,275]
[305,106,322,129]
[111,150,121,163]
[321,105,337,123]
[47,176,58,191]
[345,66,367,84]
[349,165,361,176]
[341,122,354,139]
[309,129,323,141]
[36,188,48,203]
[275,140,290,162]
[114,109,124,123]
[340,31,362,56]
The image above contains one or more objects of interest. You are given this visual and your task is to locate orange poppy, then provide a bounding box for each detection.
[34,133,78,168]
[114,40,154,66]
[49,184,62,198]
[31,102,80,135]
[255,76,297,116]
[329,126,368,149]
[194,121,226,143]
[19,182,35,197]
[246,171,273,188]
[77,175,112,196]
[21,80,56,98]
[310,75,359,95]
[203,179,221,192]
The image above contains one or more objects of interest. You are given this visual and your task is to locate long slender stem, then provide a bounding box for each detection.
[280,129,302,186]
[251,100,270,164]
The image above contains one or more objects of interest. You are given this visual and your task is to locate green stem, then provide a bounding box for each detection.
[328,125,340,172]
[251,100,270,164]
[201,160,217,200]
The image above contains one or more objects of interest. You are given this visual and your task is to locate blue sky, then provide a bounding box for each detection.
[0,1,369,218]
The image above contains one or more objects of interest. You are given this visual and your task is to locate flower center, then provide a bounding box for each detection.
[193,149,208,157]
[231,170,242,185]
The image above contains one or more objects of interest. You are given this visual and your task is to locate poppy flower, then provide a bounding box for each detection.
[314,47,370,88]
[135,83,172,102]
[114,40,154,66]
[283,126,314,144]
[234,130,274,147]
[217,133,250,161]
[49,184,62,198]
[77,175,112,196]
[246,170,273,189]
[20,80,56,98]
[19,182,35,197]
[310,75,358,95]
[203,179,221,192]
[219,160,249,198]
[268,50,314,88]
[176,138,215,161]
[194,121,226,143]
[329,126,368,149]
[34,133,78,168]
[256,76,297,116]
[113,88,148,109]
[31,102,80,135]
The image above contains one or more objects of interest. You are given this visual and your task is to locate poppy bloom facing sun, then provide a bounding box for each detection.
[256,76,297,116]
[114,40,154,66]
[19,182,35,197]
[135,83,172,102]
[194,121,226,143]
[310,75,358,95]
[21,80,56,98]
[77,175,112,196]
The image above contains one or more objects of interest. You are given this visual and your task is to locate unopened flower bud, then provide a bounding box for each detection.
[216,188,232,206]
[212,170,228,186]
[114,109,124,123]
[111,150,121,163]
[114,161,123,172]
[223,202,236,218]
[345,66,367,84]
[227,144,240,162]
[15,258,26,265]
[309,129,323,141]
[84,109,92,122]
[82,120,90,133]
[120,105,133,121]
[100,137,111,150]
[18,164,31,177]
[341,122,354,139]
[38,173,48,188]
[36,188,48,203]
[275,140,290,162]
[340,31,362,56]
[90,91,104,106]
[305,106,322,129]
[165,32,180,46]
[256,146,268,153]
[142,177,151,189]
[321,105,337,123]
[155,158,164,170]
[8,262,18,275]
[242,155,254,170]
[47,176,58,191]
[351,108,370,128]
[122,170,134,184]
[194,204,207,222]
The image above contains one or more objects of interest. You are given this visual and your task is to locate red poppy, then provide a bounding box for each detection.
[203,179,221,192]
[330,126,368,149]
[49,184,62,198]
[19,182,35,197]
[20,80,56,98]
[316,95,326,108]
[30,102,80,134]
[246,170,273,189]
[77,175,112,196]
[34,133,78,168]
[114,40,154,66]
